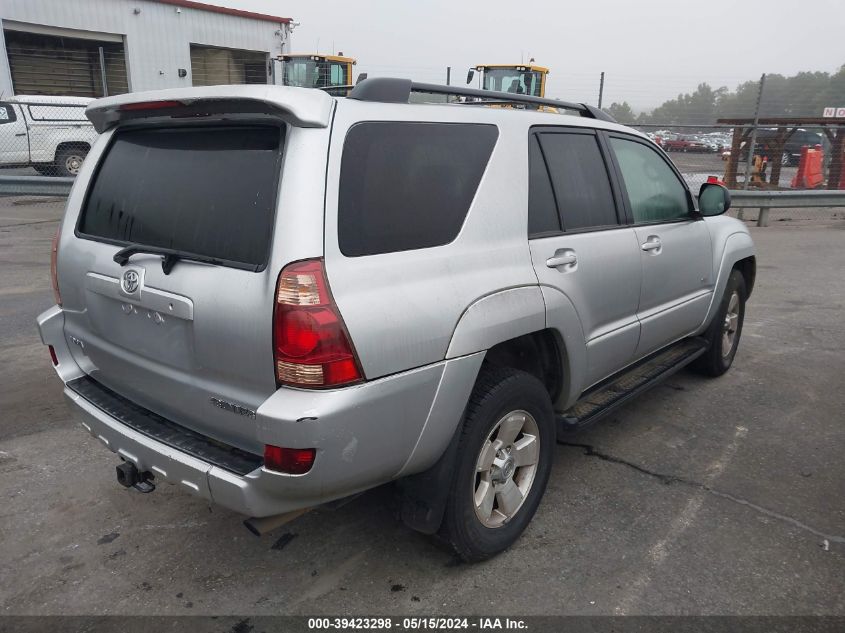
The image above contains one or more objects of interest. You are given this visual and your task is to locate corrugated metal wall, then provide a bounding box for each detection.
[0,0,290,96]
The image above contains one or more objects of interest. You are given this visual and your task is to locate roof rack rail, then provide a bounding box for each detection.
[346,77,616,123]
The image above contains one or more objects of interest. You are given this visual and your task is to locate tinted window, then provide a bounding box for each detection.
[538,132,618,231]
[338,122,498,257]
[528,135,560,235]
[79,126,283,269]
[610,137,690,224]
[0,103,17,123]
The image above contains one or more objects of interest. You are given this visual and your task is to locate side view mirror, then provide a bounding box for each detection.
[466,69,475,84]
[698,183,731,216]
[355,73,368,85]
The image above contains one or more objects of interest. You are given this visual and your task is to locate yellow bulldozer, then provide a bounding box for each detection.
[280,53,356,95]
[466,63,550,98]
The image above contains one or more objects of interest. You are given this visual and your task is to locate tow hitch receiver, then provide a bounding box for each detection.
[115,461,156,493]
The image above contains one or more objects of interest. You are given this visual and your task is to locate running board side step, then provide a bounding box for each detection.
[557,338,707,435]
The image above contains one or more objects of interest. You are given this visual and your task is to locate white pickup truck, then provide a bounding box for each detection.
[0,95,97,177]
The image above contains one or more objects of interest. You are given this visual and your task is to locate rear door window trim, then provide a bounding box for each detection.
[527,125,626,238]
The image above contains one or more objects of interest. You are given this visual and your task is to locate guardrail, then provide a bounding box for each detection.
[0,175,75,197]
[729,190,845,227]
[1,176,843,227]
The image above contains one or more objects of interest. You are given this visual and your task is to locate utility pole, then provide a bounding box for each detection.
[598,71,605,109]
[743,73,767,190]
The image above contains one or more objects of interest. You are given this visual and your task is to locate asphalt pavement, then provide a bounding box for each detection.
[0,196,843,616]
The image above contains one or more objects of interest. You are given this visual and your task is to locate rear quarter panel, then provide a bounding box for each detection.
[323,101,540,380]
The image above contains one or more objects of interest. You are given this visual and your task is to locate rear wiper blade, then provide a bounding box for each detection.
[113,244,228,275]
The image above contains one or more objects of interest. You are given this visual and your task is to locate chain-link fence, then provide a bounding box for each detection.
[625,123,842,189]
[2,54,844,223]
[0,98,96,178]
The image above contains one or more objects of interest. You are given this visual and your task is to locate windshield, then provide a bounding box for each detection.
[283,59,349,89]
[481,69,543,97]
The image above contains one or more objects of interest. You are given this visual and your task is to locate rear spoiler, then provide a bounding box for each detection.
[86,85,334,133]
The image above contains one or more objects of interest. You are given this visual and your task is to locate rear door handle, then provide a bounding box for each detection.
[546,250,577,269]
[14,133,26,137]
[641,237,662,253]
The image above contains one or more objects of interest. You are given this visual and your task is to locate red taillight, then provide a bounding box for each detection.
[48,345,59,366]
[50,228,61,306]
[273,259,363,388]
[264,445,316,475]
[119,100,183,111]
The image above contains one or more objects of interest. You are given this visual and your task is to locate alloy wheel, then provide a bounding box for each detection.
[472,409,540,528]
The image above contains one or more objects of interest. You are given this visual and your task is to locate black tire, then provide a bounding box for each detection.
[33,164,55,176]
[438,366,555,562]
[55,146,88,177]
[692,269,746,377]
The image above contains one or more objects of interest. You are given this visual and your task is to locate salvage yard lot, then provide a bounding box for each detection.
[1,197,843,615]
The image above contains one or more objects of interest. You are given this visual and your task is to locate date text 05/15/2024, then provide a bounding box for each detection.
[307,617,528,630]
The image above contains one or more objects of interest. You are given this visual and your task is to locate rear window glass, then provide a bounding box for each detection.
[78,126,284,269]
[338,122,498,257]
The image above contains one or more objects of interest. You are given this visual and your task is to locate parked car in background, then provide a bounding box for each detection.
[662,134,712,152]
[0,95,96,176]
[751,129,825,166]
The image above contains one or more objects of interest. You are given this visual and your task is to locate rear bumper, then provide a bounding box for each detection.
[37,306,483,517]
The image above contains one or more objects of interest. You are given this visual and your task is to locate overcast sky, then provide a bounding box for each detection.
[220,0,844,110]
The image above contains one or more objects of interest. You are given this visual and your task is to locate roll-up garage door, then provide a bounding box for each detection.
[190,44,268,86]
[3,30,128,97]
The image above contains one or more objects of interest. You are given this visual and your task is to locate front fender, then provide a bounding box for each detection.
[696,218,756,334]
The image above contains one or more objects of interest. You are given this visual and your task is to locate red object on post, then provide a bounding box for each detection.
[791,145,824,189]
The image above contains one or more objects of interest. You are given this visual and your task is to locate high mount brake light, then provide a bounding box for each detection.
[119,100,183,111]
[273,259,363,388]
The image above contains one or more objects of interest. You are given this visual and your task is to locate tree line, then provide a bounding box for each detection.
[606,65,845,125]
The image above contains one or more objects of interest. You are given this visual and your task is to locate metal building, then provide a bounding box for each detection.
[0,0,293,98]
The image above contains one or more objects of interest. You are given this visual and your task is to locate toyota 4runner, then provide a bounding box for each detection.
[37,79,755,562]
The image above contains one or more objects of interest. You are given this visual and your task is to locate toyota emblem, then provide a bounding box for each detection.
[121,269,140,294]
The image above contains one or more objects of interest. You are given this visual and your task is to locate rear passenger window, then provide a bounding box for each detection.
[537,132,618,231]
[338,122,498,257]
[609,137,690,223]
[528,135,561,235]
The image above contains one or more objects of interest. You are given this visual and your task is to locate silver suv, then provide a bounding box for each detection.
[37,79,755,562]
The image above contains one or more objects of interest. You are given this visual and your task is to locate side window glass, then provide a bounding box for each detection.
[0,103,17,124]
[338,122,498,257]
[528,135,560,236]
[330,63,344,86]
[610,137,690,223]
[538,132,618,231]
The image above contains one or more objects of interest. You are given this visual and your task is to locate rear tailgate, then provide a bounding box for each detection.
[55,88,333,454]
